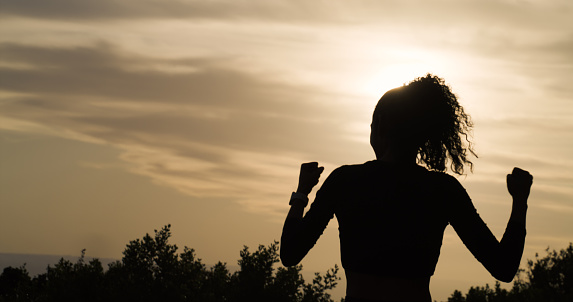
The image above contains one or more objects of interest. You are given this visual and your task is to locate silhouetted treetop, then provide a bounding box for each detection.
[0,225,341,302]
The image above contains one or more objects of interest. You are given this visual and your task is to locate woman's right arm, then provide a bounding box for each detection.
[280,162,331,267]
[448,167,533,282]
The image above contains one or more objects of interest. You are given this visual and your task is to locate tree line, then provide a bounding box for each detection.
[0,225,340,302]
[1,224,571,302]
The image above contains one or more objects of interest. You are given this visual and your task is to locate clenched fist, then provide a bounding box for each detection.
[507,167,533,203]
[296,162,325,195]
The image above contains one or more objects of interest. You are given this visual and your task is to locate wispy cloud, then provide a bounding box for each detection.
[1,0,570,27]
[0,42,367,216]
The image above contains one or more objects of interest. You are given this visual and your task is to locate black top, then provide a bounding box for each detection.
[281,160,526,282]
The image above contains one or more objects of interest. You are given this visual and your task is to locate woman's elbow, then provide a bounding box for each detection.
[492,270,517,283]
[279,244,302,267]
[496,275,515,283]
[485,255,520,283]
[280,254,300,267]
[279,249,301,267]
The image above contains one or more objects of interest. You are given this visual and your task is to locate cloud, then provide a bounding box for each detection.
[0,0,352,22]
[0,42,367,216]
[2,37,571,217]
[0,42,362,116]
[1,0,571,29]
[1,0,571,219]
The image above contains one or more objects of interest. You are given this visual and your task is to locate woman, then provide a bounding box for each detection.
[280,74,533,302]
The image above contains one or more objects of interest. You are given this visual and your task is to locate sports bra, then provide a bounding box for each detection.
[281,160,526,282]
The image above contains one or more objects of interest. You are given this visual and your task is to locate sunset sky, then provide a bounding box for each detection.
[1,0,572,300]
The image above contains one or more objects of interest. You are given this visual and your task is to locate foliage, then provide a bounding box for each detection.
[0,225,340,302]
[447,242,573,302]
[0,266,32,301]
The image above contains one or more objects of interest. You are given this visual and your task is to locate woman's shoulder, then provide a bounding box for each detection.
[320,162,374,184]
[329,160,379,176]
[324,164,358,181]
[331,160,435,176]
[422,171,471,204]
[328,161,465,184]
[425,169,464,186]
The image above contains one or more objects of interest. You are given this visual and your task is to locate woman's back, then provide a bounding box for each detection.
[318,161,450,278]
[283,160,528,301]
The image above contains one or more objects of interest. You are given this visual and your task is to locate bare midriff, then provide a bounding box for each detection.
[345,270,431,302]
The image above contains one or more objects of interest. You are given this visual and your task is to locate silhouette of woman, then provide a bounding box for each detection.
[280,74,532,302]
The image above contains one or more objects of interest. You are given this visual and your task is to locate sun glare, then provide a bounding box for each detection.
[355,47,452,99]
[361,62,439,98]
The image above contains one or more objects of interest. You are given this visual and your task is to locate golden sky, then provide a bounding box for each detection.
[1,0,572,300]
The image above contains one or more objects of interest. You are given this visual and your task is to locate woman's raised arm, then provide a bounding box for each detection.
[280,162,337,267]
[448,167,532,282]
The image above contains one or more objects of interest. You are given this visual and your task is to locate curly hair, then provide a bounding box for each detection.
[374,74,477,175]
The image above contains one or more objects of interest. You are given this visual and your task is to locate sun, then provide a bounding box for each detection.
[357,48,451,99]
[361,64,436,98]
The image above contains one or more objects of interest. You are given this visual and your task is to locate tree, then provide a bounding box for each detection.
[107,224,196,301]
[0,225,341,302]
[448,290,465,302]
[448,242,573,302]
[36,249,105,302]
[301,265,340,302]
[515,243,573,302]
[233,242,280,301]
[0,265,32,302]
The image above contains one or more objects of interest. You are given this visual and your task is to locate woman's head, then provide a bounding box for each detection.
[371,74,476,175]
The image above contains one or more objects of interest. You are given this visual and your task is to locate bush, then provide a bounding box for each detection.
[448,243,573,302]
[0,225,341,302]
